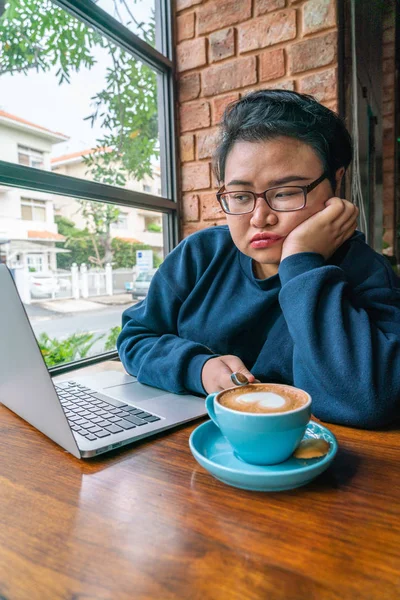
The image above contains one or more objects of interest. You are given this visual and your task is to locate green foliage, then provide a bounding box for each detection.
[146,222,162,233]
[55,215,99,270]
[104,326,121,351]
[0,0,158,185]
[37,325,124,367]
[38,331,104,367]
[111,237,161,269]
[55,217,162,269]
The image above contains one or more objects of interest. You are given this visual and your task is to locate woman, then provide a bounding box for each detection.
[118,90,400,429]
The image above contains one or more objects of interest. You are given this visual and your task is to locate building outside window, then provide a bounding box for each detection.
[18,145,45,169]
[21,198,47,222]
[0,0,177,372]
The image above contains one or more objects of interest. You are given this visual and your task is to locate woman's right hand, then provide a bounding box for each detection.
[201,355,257,394]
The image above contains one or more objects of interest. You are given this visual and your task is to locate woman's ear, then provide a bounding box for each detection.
[335,167,345,196]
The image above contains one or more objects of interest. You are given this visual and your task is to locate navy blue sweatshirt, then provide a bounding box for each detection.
[117,226,400,429]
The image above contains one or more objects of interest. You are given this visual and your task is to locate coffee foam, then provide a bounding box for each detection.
[218,384,308,414]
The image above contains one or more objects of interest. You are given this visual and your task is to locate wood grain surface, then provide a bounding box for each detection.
[0,362,399,600]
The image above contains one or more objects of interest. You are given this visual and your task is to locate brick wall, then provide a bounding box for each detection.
[175,0,339,238]
[382,2,396,255]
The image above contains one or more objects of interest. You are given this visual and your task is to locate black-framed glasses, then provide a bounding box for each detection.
[216,172,328,214]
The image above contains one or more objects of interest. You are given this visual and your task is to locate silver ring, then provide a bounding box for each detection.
[230,372,247,386]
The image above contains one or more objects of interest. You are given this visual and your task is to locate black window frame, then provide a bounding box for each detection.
[0,0,179,375]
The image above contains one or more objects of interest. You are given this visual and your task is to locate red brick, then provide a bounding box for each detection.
[383,72,395,89]
[383,43,395,59]
[383,114,395,130]
[209,27,235,63]
[201,192,226,220]
[239,9,296,53]
[178,72,201,102]
[182,193,200,222]
[177,12,195,42]
[202,56,257,96]
[383,157,395,173]
[383,27,395,44]
[198,0,252,35]
[243,79,294,95]
[383,58,394,74]
[298,67,337,102]
[384,172,394,188]
[180,134,195,162]
[323,99,339,113]
[259,48,285,81]
[255,0,286,17]
[383,215,394,229]
[180,100,211,132]
[212,93,240,124]
[183,222,205,238]
[177,38,207,72]
[176,0,202,11]
[197,128,220,159]
[302,0,336,35]
[383,186,395,204]
[383,128,394,145]
[289,32,337,74]
[182,162,210,191]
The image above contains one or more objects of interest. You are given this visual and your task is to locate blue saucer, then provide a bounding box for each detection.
[189,420,338,492]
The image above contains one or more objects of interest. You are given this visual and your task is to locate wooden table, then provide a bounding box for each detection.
[0,361,399,600]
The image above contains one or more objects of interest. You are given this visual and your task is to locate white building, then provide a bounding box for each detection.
[51,149,164,254]
[0,110,69,271]
[0,109,164,273]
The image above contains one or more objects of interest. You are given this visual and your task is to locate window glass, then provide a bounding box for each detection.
[0,0,162,192]
[0,184,164,368]
[92,0,157,49]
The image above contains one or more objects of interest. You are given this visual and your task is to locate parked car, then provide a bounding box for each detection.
[29,273,60,299]
[132,269,156,299]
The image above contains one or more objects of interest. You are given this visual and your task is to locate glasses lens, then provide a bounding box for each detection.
[220,192,254,214]
[267,187,305,210]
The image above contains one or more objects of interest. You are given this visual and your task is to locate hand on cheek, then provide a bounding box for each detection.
[280,197,359,262]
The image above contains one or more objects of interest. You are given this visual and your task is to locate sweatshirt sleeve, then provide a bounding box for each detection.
[278,252,400,428]
[117,267,217,396]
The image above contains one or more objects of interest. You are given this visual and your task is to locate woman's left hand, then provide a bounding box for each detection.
[280,197,359,262]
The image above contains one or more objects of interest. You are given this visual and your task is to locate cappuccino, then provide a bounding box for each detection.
[218,383,308,414]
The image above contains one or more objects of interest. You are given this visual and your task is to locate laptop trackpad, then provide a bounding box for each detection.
[105,381,167,404]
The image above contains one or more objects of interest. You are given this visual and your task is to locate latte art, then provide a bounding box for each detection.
[219,384,308,414]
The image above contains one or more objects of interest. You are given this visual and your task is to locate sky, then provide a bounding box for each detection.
[0,0,155,158]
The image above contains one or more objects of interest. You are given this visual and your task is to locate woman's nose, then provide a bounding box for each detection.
[250,197,278,227]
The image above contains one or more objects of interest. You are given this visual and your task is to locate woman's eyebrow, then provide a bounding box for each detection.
[226,175,311,187]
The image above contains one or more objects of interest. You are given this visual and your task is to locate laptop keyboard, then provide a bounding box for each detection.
[55,380,161,442]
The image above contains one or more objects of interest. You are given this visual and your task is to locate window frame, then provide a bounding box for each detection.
[18,145,45,169]
[0,0,179,375]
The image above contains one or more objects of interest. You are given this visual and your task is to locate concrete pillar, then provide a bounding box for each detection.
[105,263,113,296]
[80,263,89,298]
[13,265,31,305]
[71,263,80,300]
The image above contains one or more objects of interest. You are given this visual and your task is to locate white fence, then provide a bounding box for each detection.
[13,263,135,304]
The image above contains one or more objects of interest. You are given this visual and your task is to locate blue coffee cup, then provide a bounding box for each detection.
[205,384,312,465]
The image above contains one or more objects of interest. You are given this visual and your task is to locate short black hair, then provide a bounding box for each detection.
[213,89,352,191]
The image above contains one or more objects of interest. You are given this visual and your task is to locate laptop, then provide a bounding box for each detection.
[0,265,207,459]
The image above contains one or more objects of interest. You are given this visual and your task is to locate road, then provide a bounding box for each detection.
[29,303,135,356]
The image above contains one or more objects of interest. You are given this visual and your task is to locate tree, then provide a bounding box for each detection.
[55,215,98,269]
[0,0,158,185]
[1,0,160,267]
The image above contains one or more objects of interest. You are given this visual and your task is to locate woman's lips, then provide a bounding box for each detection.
[250,234,284,249]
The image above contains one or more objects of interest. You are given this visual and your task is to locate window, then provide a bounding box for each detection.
[18,146,45,169]
[21,198,47,222]
[0,0,177,372]
[111,212,128,230]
